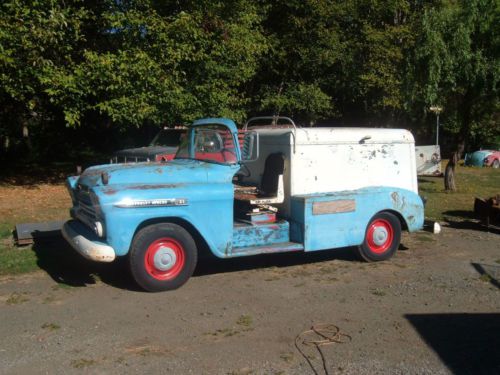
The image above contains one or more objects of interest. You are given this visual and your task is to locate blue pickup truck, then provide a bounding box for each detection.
[62,117,424,292]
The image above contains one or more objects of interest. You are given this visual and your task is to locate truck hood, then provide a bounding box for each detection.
[114,145,177,159]
[73,159,234,190]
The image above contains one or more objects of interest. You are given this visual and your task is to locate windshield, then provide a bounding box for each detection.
[175,124,238,164]
[150,129,186,147]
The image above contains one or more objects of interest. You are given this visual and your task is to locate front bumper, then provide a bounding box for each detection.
[62,220,116,262]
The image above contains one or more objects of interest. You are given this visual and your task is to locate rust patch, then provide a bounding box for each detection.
[391,192,399,205]
[312,200,356,215]
[102,188,118,195]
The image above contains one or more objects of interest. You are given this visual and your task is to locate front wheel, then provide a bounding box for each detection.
[355,212,401,262]
[129,223,197,292]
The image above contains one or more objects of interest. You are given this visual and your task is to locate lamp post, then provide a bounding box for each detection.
[429,106,443,146]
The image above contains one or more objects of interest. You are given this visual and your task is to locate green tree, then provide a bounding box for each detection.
[408,0,500,153]
[42,0,267,127]
[0,0,267,160]
[0,0,89,154]
[254,0,423,126]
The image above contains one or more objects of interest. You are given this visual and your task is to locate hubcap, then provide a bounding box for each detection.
[366,219,394,254]
[372,226,388,246]
[153,247,177,271]
[144,238,185,280]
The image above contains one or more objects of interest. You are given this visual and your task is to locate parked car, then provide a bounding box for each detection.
[465,146,500,168]
[111,127,186,163]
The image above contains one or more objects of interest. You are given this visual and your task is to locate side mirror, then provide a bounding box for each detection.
[241,131,259,162]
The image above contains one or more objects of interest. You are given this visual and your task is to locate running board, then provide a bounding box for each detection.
[230,241,304,257]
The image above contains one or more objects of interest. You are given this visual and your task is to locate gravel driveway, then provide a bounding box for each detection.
[0,225,499,374]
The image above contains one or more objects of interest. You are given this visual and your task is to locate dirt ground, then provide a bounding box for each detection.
[0,223,499,374]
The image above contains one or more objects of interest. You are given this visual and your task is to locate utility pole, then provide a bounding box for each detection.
[429,105,443,145]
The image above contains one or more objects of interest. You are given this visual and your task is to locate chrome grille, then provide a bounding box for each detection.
[75,185,96,229]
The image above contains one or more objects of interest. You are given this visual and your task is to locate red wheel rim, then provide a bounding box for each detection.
[144,238,185,280]
[366,219,394,254]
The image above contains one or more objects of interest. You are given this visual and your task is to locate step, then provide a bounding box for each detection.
[230,241,304,257]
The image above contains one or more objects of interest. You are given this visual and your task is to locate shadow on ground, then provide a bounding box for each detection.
[442,210,500,235]
[406,313,500,374]
[471,262,500,289]
[194,246,358,278]
[443,219,500,235]
[443,210,477,220]
[32,233,360,292]
[32,236,140,291]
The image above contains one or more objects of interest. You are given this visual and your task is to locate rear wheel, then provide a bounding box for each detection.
[129,223,197,292]
[355,212,401,262]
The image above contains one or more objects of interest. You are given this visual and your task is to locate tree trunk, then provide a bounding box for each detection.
[444,151,459,191]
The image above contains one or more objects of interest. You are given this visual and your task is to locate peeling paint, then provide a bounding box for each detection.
[391,192,400,206]
[102,188,118,195]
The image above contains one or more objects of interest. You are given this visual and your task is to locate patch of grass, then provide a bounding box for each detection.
[419,164,500,221]
[51,283,75,291]
[71,358,96,369]
[371,289,386,297]
[42,294,58,304]
[415,233,436,242]
[479,274,492,283]
[136,346,167,357]
[0,223,12,239]
[394,263,408,269]
[206,316,254,338]
[0,245,39,276]
[236,314,253,328]
[206,327,239,337]
[41,322,60,331]
[227,368,255,375]
[6,292,30,305]
[0,181,70,277]
[124,344,169,357]
[280,352,294,363]
[495,259,500,264]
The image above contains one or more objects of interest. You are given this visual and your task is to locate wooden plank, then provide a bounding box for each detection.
[15,221,65,245]
[312,200,356,215]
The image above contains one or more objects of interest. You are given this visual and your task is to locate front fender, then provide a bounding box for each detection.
[96,182,234,256]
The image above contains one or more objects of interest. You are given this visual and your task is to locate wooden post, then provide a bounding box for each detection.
[444,152,459,191]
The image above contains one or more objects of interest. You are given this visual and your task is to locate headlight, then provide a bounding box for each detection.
[94,221,104,237]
